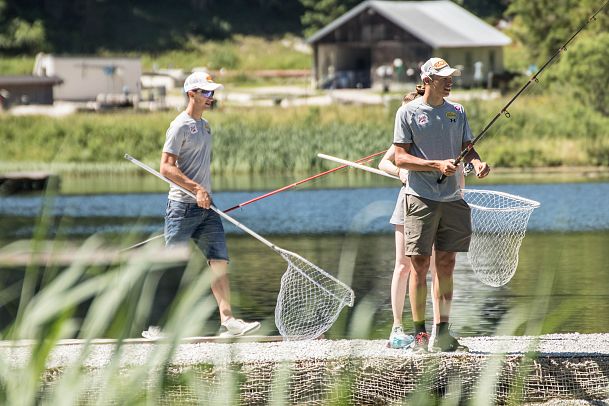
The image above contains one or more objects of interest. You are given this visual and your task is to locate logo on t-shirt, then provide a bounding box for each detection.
[418,114,429,125]
[189,124,198,134]
[446,111,457,122]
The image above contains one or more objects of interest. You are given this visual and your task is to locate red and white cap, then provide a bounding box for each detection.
[420,58,461,80]
[183,71,224,93]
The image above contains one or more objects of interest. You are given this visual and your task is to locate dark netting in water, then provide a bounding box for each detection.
[464,189,540,287]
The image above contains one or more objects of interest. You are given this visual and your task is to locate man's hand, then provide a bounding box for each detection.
[472,160,491,178]
[398,168,408,183]
[437,159,457,176]
[195,187,211,209]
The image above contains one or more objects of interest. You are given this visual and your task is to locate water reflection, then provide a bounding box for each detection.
[2,183,609,239]
[226,231,609,338]
[1,182,609,338]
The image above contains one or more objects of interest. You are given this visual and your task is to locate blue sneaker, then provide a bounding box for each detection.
[386,326,414,349]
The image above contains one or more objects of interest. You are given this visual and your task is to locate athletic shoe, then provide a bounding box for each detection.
[386,326,414,349]
[412,332,430,352]
[218,318,261,337]
[142,325,165,340]
[428,331,469,352]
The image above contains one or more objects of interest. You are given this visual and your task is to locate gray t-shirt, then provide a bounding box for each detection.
[162,111,213,203]
[393,97,473,202]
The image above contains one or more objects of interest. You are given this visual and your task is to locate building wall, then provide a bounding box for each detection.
[34,55,142,101]
[431,46,505,87]
[311,8,508,89]
[0,84,54,106]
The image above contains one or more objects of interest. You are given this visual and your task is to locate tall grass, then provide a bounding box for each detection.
[1,95,608,175]
[0,55,35,75]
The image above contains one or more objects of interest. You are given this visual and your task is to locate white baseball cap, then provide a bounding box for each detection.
[183,71,224,93]
[420,57,461,80]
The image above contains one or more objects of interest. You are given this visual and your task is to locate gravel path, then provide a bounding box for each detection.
[2,333,609,369]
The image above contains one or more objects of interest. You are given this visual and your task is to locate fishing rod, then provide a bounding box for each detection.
[438,0,609,183]
[222,149,386,212]
[120,149,386,252]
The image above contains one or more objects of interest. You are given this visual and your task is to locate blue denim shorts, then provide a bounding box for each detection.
[164,199,229,262]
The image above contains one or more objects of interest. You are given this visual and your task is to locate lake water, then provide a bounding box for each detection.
[1,181,609,339]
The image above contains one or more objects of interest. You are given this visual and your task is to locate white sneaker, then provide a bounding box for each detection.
[386,325,414,349]
[142,325,165,340]
[219,318,261,337]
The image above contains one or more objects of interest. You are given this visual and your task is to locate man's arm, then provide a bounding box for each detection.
[394,143,458,177]
[462,143,491,179]
[160,152,211,208]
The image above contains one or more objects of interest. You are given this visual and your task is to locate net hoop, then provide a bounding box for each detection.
[465,189,540,212]
[274,248,354,340]
[463,189,540,287]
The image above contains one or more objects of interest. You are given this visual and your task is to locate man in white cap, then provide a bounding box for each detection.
[393,57,490,352]
[143,72,260,339]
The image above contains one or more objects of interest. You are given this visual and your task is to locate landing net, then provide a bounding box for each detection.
[275,248,355,340]
[463,189,540,287]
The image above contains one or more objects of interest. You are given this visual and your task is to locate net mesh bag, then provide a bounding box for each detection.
[463,189,540,287]
[274,248,355,340]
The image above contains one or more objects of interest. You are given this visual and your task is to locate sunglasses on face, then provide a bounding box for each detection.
[196,89,214,97]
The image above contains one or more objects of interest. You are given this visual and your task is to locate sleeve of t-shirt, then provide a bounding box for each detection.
[461,107,474,143]
[393,106,413,144]
[163,124,185,156]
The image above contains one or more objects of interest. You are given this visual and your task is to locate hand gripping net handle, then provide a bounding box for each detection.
[463,189,540,287]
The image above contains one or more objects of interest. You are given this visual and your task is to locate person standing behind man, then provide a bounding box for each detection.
[393,58,490,352]
[143,72,260,339]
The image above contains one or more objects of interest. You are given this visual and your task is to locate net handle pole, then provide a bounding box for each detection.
[223,149,387,212]
[124,154,277,251]
[438,0,609,184]
[317,153,400,180]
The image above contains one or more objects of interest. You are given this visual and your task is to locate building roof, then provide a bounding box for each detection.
[307,0,511,48]
[0,75,63,87]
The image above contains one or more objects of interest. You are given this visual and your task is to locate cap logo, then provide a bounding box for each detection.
[205,74,213,82]
[433,59,448,70]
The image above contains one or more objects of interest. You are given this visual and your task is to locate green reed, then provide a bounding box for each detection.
[2,95,609,177]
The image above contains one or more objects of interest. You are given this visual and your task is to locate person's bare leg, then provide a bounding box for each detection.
[432,250,456,323]
[391,225,411,326]
[409,255,431,322]
[209,260,233,323]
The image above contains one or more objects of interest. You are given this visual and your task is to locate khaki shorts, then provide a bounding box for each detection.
[403,195,471,256]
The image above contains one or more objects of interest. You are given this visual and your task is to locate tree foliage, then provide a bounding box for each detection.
[300,0,362,38]
[549,32,609,115]
[0,0,304,53]
[453,0,510,23]
[507,0,609,63]
[0,0,46,53]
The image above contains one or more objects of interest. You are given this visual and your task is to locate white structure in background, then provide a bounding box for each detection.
[140,68,185,91]
[33,53,142,101]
